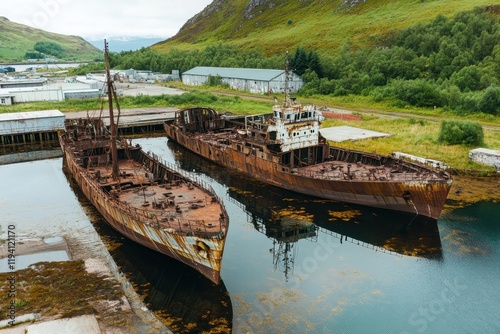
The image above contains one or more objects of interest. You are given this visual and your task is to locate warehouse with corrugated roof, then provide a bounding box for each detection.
[181,66,304,94]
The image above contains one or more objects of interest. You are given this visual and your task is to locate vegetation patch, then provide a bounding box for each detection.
[0,260,124,321]
[328,210,362,222]
[438,120,484,146]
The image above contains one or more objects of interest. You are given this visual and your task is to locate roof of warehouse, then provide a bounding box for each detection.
[182,67,287,81]
[0,109,64,122]
[0,78,47,85]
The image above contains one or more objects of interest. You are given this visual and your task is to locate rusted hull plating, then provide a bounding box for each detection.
[164,124,451,220]
[60,136,227,284]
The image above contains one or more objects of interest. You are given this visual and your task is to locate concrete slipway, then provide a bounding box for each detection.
[320,125,391,142]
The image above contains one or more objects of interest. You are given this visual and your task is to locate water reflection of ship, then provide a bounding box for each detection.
[64,167,232,334]
[168,140,443,265]
[107,231,233,334]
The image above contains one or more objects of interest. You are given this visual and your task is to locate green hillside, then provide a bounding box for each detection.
[0,17,102,62]
[110,1,500,117]
[154,0,497,55]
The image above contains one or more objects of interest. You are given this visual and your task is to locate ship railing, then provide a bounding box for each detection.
[318,227,401,257]
[144,150,225,206]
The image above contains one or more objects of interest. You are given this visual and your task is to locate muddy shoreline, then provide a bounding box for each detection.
[0,234,171,334]
[444,175,500,213]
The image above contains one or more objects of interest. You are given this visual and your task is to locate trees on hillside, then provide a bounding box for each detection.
[110,43,283,74]
[33,42,64,58]
[290,47,322,77]
[300,7,500,115]
[24,42,65,60]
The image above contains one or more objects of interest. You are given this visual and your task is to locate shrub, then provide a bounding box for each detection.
[438,120,484,146]
[478,86,500,115]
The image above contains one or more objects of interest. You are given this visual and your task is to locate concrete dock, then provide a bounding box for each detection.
[0,107,177,149]
[63,107,177,131]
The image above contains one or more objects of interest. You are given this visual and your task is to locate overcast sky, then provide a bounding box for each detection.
[2,0,213,40]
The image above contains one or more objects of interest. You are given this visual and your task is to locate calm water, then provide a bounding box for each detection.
[0,62,83,72]
[1,137,499,334]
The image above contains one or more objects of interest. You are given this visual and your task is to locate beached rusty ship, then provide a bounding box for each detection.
[59,41,228,284]
[163,60,452,220]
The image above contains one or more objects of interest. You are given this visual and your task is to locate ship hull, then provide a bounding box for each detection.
[60,136,226,284]
[164,124,451,220]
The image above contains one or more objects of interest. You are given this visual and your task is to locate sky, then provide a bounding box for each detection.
[1,0,213,40]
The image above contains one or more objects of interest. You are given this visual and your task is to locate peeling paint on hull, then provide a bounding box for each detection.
[60,126,228,284]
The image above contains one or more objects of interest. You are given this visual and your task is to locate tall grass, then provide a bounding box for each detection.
[322,116,499,170]
[0,89,271,115]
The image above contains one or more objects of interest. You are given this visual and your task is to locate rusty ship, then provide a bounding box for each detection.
[59,41,228,284]
[163,59,452,221]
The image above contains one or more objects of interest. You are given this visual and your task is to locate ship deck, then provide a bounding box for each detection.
[295,161,446,182]
[190,131,448,183]
[89,159,224,234]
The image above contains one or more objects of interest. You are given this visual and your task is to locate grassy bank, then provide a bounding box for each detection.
[322,115,499,171]
[0,88,498,171]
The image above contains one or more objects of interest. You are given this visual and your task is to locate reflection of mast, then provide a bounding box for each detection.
[227,193,317,281]
[272,240,296,282]
[270,218,317,281]
[104,40,119,181]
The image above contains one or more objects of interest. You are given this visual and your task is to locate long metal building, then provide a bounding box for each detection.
[0,110,65,146]
[181,67,304,94]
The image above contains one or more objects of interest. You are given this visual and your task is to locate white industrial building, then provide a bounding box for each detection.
[64,89,100,99]
[0,76,102,103]
[182,67,304,94]
[6,88,65,102]
[120,69,180,83]
[0,78,47,89]
[0,94,13,105]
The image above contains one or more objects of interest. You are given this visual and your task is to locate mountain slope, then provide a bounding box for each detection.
[0,17,101,62]
[153,0,496,56]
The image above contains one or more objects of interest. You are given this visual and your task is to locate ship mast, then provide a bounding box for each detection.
[283,50,293,108]
[104,40,120,181]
